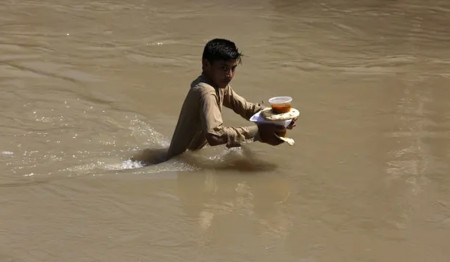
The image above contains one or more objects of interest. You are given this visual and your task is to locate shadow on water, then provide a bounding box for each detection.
[131,146,277,172]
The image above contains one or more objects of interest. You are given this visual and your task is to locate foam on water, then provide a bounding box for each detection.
[106,159,145,170]
[2,151,14,155]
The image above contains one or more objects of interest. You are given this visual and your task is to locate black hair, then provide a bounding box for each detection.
[202,38,243,63]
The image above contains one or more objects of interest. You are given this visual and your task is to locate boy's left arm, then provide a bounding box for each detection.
[223,86,264,120]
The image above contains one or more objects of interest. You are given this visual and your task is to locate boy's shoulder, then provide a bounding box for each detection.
[190,75,216,95]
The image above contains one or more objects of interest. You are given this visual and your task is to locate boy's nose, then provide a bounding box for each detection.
[226,69,233,78]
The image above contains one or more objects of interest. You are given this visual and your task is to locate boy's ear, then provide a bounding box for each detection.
[202,59,211,71]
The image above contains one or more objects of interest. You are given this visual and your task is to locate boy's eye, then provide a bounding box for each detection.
[220,66,236,72]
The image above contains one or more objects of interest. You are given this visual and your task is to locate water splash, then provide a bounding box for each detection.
[105,159,145,170]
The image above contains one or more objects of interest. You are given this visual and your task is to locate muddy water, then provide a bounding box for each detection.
[1,0,450,261]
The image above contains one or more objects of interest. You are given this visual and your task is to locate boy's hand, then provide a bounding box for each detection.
[257,124,285,145]
[287,117,298,129]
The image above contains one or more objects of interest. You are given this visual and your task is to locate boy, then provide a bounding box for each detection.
[167,38,291,159]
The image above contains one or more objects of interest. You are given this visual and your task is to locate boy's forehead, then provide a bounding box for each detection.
[213,59,238,66]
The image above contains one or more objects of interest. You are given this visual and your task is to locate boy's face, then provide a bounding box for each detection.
[203,59,238,89]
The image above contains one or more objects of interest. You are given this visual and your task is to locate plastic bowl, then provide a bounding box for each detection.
[268,96,292,114]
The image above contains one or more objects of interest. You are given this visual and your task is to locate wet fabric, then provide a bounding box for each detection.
[167,75,263,157]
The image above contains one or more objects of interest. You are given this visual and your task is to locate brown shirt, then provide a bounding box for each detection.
[167,75,263,158]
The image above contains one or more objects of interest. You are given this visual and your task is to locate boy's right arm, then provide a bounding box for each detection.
[205,124,284,146]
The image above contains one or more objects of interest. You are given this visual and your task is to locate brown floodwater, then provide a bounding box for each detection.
[1,0,450,261]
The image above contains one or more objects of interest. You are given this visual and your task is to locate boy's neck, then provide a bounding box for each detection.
[200,72,217,88]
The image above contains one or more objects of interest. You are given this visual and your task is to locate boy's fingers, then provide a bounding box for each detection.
[287,118,297,129]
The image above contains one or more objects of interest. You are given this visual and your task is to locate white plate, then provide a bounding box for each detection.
[250,109,299,127]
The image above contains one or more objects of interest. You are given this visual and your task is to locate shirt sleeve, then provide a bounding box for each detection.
[223,86,264,120]
[200,88,259,148]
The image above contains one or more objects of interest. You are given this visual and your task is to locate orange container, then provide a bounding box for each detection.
[268,96,292,114]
